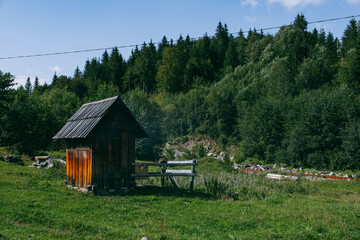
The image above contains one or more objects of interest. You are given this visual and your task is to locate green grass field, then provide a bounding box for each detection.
[0,159,360,240]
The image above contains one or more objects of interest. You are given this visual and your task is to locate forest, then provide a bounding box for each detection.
[1,14,360,170]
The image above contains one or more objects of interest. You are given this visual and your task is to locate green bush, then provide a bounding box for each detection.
[192,144,205,158]
[203,176,232,199]
[165,148,175,160]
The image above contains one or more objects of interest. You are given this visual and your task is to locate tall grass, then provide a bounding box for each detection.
[140,171,316,200]
[26,161,66,189]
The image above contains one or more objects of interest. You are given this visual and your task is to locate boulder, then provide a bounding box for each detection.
[4,156,24,166]
[174,150,185,158]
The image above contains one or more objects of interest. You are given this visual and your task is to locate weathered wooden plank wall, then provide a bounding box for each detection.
[66,132,135,191]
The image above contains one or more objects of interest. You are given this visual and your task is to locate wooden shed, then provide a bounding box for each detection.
[53,96,147,193]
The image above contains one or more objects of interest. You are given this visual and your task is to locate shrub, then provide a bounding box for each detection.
[192,144,205,158]
[165,148,175,160]
[203,176,231,199]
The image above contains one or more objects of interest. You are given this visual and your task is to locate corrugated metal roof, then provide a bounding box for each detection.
[53,96,119,139]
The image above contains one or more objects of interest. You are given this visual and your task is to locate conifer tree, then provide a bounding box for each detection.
[236,29,247,66]
[25,77,32,93]
[342,19,358,56]
[0,71,14,109]
[34,76,39,90]
[108,47,125,91]
[224,36,239,70]
[211,22,229,71]
[157,36,169,61]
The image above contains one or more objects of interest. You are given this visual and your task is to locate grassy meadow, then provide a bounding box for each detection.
[0,158,360,239]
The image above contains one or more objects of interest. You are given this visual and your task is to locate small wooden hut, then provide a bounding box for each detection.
[53,96,147,193]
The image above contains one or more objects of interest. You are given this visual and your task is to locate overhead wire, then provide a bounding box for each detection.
[0,14,359,60]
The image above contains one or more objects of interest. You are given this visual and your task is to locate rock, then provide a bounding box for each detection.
[174,150,185,158]
[28,234,35,237]
[141,237,149,240]
[216,156,224,161]
[257,164,265,171]
[4,156,24,166]
[40,161,48,167]
[219,151,226,157]
[207,152,213,157]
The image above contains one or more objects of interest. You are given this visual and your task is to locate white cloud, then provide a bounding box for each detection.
[241,0,259,7]
[244,16,258,23]
[267,0,324,8]
[50,66,61,73]
[347,0,360,3]
[14,75,49,89]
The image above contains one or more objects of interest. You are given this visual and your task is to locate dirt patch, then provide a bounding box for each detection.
[170,136,219,153]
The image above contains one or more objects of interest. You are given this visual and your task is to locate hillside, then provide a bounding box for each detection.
[0,14,360,170]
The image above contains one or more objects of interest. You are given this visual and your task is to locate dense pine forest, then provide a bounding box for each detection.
[1,14,360,170]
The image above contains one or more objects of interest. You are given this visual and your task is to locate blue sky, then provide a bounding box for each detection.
[0,0,359,87]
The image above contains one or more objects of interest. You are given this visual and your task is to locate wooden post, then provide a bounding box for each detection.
[190,161,196,191]
[161,166,165,187]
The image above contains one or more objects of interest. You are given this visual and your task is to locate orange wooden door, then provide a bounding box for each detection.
[66,148,92,189]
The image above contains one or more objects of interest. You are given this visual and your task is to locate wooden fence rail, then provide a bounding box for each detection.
[131,160,197,191]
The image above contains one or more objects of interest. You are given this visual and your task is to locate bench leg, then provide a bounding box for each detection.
[161,166,165,187]
[190,176,194,191]
[169,176,180,188]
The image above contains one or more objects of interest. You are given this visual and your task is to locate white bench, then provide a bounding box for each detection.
[131,160,197,191]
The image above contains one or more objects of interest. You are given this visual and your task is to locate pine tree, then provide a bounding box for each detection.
[108,47,125,91]
[294,13,308,31]
[318,29,326,45]
[71,66,87,98]
[353,29,360,88]
[74,66,82,78]
[34,76,39,90]
[25,77,32,93]
[101,50,110,83]
[224,36,239,70]
[325,32,338,66]
[342,19,358,56]
[158,36,169,60]
[236,29,247,66]
[0,71,14,109]
[211,22,229,71]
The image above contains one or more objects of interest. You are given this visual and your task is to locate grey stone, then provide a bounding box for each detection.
[174,150,185,158]
[4,156,24,166]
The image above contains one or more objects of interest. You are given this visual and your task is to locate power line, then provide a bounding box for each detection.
[1,14,360,60]
[241,14,360,34]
